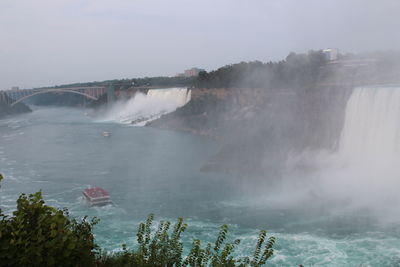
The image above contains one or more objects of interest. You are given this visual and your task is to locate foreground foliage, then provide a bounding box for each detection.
[0,174,98,267]
[0,174,275,266]
[97,214,275,267]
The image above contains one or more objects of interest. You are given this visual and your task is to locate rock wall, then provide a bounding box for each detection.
[150,59,400,176]
[147,84,354,176]
[0,92,32,117]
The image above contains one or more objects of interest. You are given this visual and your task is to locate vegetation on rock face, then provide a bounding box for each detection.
[0,175,275,267]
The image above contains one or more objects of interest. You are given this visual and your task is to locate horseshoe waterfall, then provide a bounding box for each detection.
[340,86,400,157]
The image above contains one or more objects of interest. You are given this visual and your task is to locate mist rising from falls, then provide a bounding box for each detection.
[279,86,400,220]
[102,88,191,125]
[323,86,400,216]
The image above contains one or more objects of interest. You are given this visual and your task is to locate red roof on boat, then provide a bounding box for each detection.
[83,187,110,198]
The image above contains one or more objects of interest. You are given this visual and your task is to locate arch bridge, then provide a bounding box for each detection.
[3,87,107,106]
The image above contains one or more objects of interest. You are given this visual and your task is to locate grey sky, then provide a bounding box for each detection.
[1,0,399,89]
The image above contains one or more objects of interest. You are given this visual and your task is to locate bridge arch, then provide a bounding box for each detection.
[10,89,99,107]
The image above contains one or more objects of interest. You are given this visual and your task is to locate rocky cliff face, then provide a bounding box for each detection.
[149,58,400,176]
[147,85,353,176]
[0,92,32,117]
[147,86,351,175]
[147,88,270,137]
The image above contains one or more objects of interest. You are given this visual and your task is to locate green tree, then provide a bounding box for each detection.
[0,175,98,267]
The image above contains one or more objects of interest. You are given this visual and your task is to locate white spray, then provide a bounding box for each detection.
[340,86,400,158]
[313,86,400,218]
[269,86,400,222]
[102,88,191,125]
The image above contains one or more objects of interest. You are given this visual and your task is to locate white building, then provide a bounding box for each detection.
[322,48,339,61]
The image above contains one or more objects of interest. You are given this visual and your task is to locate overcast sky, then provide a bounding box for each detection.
[1,0,399,89]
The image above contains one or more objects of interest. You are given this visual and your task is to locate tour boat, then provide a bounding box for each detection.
[102,131,111,137]
[82,187,112,206]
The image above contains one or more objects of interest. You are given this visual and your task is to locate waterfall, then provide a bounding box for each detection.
[339,86,400,158]
[146,88,191,107]
[284,86,400,214]
[294,86,400,212]
[102,88,191,125]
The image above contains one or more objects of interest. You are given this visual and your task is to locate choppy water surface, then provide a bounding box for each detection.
[1,107,399,266]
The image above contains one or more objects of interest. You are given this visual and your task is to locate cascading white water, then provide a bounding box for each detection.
[146,88,191,106]
[340,86,400,158]
[306,86,400,213]
[284,86,400,214]
[102,88,191,125]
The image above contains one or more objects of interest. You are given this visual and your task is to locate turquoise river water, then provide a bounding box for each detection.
[1,107,400,266]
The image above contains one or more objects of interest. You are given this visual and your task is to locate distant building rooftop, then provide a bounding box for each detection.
[176,67,205,77]
[322,48,339,61]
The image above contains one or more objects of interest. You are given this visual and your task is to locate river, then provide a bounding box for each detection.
[1,106,399,266]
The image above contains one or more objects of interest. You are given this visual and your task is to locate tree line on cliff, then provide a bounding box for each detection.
[48,76,194,91]
[193,51,327,90]
[192,50,400,90]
